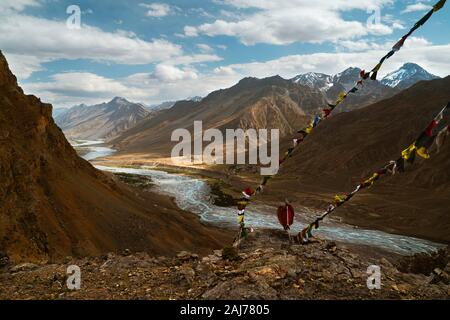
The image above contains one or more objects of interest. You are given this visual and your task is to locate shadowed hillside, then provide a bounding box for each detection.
[111,76,327,156]
[0,51,231,263]
[271,77,450,243]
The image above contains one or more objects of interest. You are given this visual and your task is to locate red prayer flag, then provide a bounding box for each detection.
[277,204,295,230]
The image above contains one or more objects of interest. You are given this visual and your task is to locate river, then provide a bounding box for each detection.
[71,139,116,161]
[77,141,444,255]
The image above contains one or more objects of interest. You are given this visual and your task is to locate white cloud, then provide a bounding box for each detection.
[184,26,199,37]
[30,73,130,96]
[197,44,214,53]
[185,0,396,45]
[335,40,384,52]
[23,37,450,109]
[152,64,198,81]
[7,0,449,109]
[22,68,239,108]
[23,72,157,107]
[168,54,223,65]
[228,37,449,79]
[213,66,237,75]
[382,14,405,30]
[0,0,41,12]
[3,53,45,79]
[402,3,433,14]
[188,8,214,18]
[0,14,182,65]
[0,9,223,80]
[140,3,174,17]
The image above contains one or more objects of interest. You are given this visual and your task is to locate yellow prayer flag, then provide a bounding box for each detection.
[402,144,416,161]
[416,147,431,159]
[364,173,379,186]
[372,62,383,73]
[434,0,446,11]
[334,195,346,204]
[305,124,314,134]
[335,91,347,106]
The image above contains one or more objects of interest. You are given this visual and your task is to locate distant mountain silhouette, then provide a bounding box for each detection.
[292,67,399,111]
[55,97,152,141]
[112,75,327,156]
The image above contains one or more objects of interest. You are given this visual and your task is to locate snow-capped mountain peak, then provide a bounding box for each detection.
[291,72,332,91]
[381,63,439,90]
[110,97,130,105]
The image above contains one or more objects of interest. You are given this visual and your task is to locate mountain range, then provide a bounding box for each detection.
[54,63,437,146]
[293,63,439,91]
[292,63,440,111]
[55,97,152,141]
[147,101,176,112]
[111,75,327,157]
[107,64,442,160]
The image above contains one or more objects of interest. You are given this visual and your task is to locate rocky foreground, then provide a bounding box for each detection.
[1,230,448,300]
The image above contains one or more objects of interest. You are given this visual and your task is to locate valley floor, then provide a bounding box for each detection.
[2,155,448,300]
[99,152,450,245]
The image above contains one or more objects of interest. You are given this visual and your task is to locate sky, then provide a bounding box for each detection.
[0,0,449,107]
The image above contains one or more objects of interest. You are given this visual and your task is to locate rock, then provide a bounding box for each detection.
[431,268,449,285]
[444,263,450,274]
[0,258,9,267]
[222,246,239,261]
[177,251,197,261]
[122,249,131,256]
[63,256,73,264]
[206,255,221,263]
[10,263,39,273]
[202,277,278,300]
[179,266,196,284]
[433,268,443,276]
[213,250,223,258]
[0,256,9,267]
[287,269,297,279]
[380,258,394,268]
[107,253,116,260]
[325,241,337,252]
[391,284,409,294]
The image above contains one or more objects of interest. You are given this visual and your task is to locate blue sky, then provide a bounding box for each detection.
[0,0,449,107]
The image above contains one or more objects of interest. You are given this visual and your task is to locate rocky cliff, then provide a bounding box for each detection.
[0,52,230,263]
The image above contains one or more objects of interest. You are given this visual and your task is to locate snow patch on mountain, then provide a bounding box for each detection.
[381,63,439,90]
[292,72,333,92]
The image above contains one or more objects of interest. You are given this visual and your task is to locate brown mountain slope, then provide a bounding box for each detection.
[112,76,327,157]
[0,52,230,263]
[271,76,450,243]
